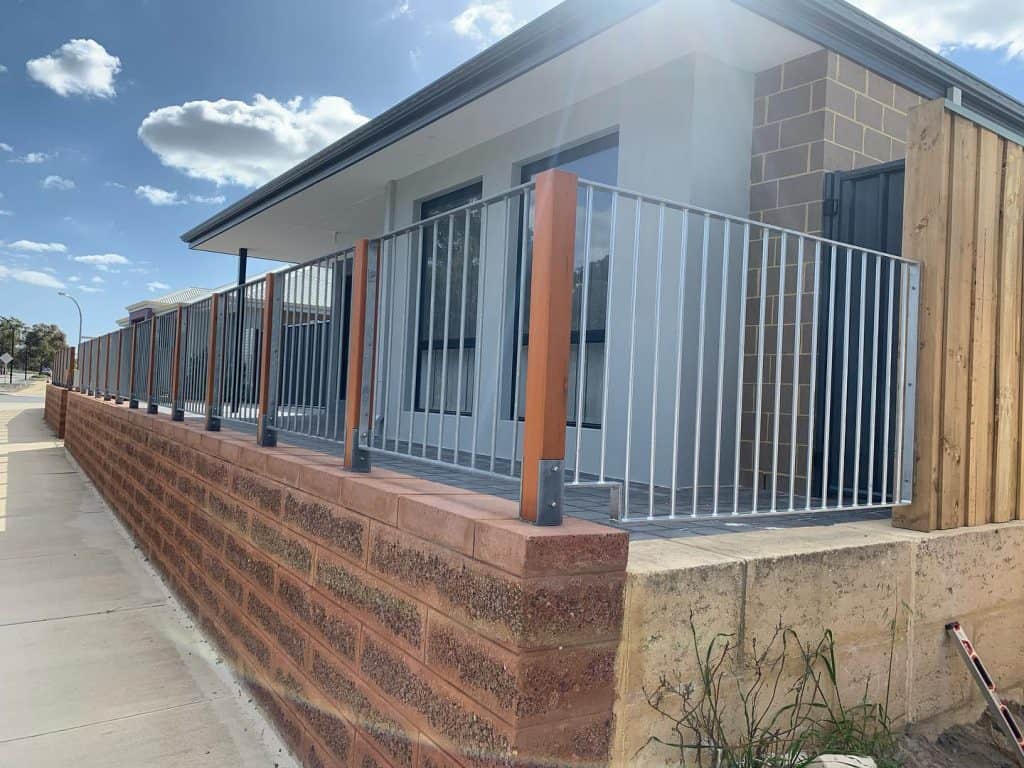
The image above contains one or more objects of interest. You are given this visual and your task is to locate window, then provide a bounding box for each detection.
[514,133,619,427]
[415,182,483,414]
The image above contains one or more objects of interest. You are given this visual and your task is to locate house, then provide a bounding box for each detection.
[116,285,217,327]
[174,0,991,520]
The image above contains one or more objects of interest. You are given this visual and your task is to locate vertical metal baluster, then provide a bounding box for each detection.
[377,245,392,448]
[852,251,868,505]
[837,248,854,507]
[788,237,804,511]
[805,242,821,510]
[489,198,512,473]
[623,197,642,520]
[881,259,896,503]
[893,265,910,501]
[303,268,313,434]
[437,215,455,460]
[770,233,787,512]
[470,205,489,469]
[669,214,690,519]
[509,189,531,475]
[867,253,882,503]
[408,228,424,457]
[732,223,750,515]
[454,209,472,466]
[821,247,838,508]
[314,260,326,437]
[712,221,731,516]
[647,203,665,517]
[691,214,711,518]
[598,193,618,482]
[423,222,439,457]
[751,231,769,513]
[575,186,595,484]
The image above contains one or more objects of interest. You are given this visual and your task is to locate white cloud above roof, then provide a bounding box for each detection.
[451,1,521,45]
[850,0,1024,57]
[138,94,369,187]
[42,175,75,190]
[135,185,225,206]
[26,39,121,98]
[0,265,64,289]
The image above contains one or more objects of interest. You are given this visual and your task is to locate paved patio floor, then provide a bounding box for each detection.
[0,388,297,768]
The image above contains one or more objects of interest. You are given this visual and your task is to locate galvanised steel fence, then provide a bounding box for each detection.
[62,170,920,526]
[51,346,74,387]
[180,298,212,417]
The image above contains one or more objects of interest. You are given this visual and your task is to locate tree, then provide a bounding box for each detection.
[24,323,67,372]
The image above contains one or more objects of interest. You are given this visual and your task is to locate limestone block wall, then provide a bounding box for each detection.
[61,390,628,768]
[611,524,1024,766]
[44,383,69,438]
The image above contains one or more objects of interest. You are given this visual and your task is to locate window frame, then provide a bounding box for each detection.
[413,180,484,416]
[511,132,620,429]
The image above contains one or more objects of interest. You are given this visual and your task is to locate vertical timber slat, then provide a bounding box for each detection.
[895,100,951,532]
[966,130,1000,527]
[939,115,978,530]
[996,144,1024,523]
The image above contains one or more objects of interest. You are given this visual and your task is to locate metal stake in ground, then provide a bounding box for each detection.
[946,621,1024,765]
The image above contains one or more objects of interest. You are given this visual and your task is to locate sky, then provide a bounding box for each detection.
[2,0,1024,344]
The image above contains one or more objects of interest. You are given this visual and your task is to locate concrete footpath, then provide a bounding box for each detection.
[0,390,299,767]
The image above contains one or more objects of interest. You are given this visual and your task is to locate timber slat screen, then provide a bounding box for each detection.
[897,99,1024,531]
[67,164,923,525]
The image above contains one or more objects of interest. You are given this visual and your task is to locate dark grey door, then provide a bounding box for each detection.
[815,160,905,505]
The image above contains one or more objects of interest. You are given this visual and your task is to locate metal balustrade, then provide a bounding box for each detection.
[567,179,919,520]
[131,318,152,407]
[272,249,353,443]
[369,183,533,478]
[153,310,178,410]
[65,173,919,525]
[180,298,211,416]
[212,279,266,426]
[51,346,74,387]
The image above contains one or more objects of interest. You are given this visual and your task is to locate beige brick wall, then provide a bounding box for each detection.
[740,49,923,500]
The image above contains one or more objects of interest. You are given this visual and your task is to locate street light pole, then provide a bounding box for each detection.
[58,291,83,350]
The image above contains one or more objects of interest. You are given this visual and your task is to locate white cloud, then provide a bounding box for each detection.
[78,285,102,293]
[90,276,104,284]
[67,276,80,282]
[134,184,225,206]
[14,152,50,164]
[73,253,129,272]
[451,1,520,45]
[26,39,121,98]
[2,240,67,253]
[42,175,75,190]
[105,181,126,189]
[0,210,12,217]
[0,143,12,153]
[0,265,64,290]
[146,281,171,293]
[391,1,412,19]
[849,0,1024,57]
[138,94,369,187]
[135,184,182,206]
[0,65,7,74]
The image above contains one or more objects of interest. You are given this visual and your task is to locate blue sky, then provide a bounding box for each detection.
[2,0,1024,344]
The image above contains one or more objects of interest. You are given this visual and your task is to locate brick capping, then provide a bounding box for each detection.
[53,385,627,768]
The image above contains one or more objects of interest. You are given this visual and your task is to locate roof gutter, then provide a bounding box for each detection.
[180,0,656,249]
[733,0,1024,137]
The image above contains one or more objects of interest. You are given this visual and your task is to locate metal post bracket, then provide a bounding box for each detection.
[533,459,564,526]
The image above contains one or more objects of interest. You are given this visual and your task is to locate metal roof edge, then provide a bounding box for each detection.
[180,0,655,250]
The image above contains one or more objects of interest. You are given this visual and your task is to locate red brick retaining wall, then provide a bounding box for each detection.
[44,383,69,438]
[61,389,628,768]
